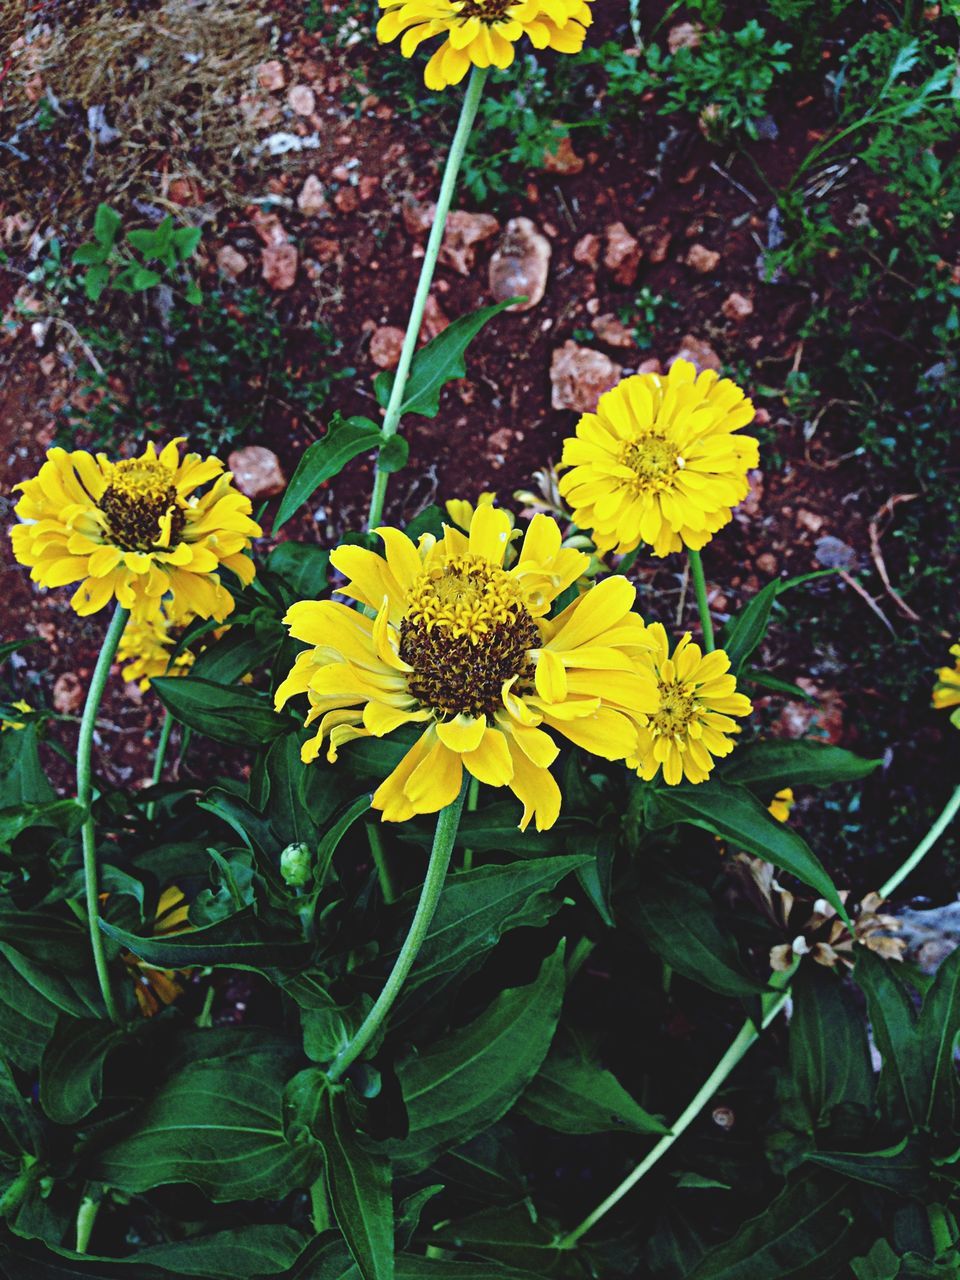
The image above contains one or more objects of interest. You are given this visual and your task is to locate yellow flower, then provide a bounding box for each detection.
[117,609,195,691]
[630,624,752,785]
[933,641,960,729]
[558,359,760,558]
[1,699,33,732]
[11,440,260,621]
[377,0,593,91]
[768,787,795,823]
[121,885,194,1018]
[277,506,658,829]
[444,491,498,533]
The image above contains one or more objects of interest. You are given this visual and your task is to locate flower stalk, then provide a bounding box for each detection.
[145,708,174,823]
[687,548,715,652]
[77,604,129,1024]
[560,780,960,1247]
[366,64,488,531]
[326,780,468,1082]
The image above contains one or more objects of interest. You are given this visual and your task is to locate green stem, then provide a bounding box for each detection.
[145,709,174,823]
[327,780,468,1082]
[367,820,396,905]
[560,773,960,1247]
[462,774,480,872]
[687,548,715,652]
[366,65,489,532]
[879,782,960,899]
[77,604,129,1024]
[75,1193,100,1254]
[559,968,795,1249]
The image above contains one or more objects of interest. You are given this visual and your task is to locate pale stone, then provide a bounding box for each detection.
[592,314,635,348]
[488,217,551,312]
[686,243,721,274]
[440,210,500,275]
[261,243,298,290]
[216,246,248,280]
[604,221,641,286]
[573,233,600,268]
[297,174,329,217]
[227,446,287,500]
[287,84,316,116]
[370,325,405,369]
[256,60,285,91]
[550,341,621,413]
[722,291,754,321]
[670,334,721,373]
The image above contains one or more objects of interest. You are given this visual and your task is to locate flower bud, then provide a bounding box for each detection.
[280,842,312,889]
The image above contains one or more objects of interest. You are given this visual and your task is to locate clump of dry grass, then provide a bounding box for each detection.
[0,0,273,223]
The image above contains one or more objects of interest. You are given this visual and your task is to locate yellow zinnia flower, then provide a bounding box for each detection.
[558,359,760,558]
[10,440,260,620]
[117,609,195,691]
[377,0,593,91]
[1,699,33,732]
[630,624,752,785]
[121,885,194,1018]
[768,787,795,823]
[933,641,960,729]
[276,506,658,829]
[444,491,498,533]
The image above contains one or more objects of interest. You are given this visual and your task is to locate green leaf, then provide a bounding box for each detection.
[152,676,296,745]
[917,944,960,1131]
[83,264,111,302]
[518,1031,668,1135]
[627,873,769,998]
[854,951,923,1127]
[807,1136,929,1195]
[71,242,107,266]
[136,1226,306,1277]
[316,795,371,888]
[171,225,203,260]
[0,799,84,852]
[95,1043,318,1200]
[267,543,330,601]
[189,627,277,685]
[389,944,565,1173]
[93,203,121,247]
[39,1016,125,1124]
[99,907,313,972]
[130,267,162,290]
[323,1088,394,1280]
[788,967,874,1131]
[646,781,848,921]
[377,436,409,474]
[427,1203,563,1272]
[281,1235,542,1280]
[184,278,203,305]
[274,416,384,531]
[721,571,836,675]
[852,1239,901,1280]
[374,299,519,419]
[396,856,590,995]
[686,1174,857,1279]
[722,741,881,791]
[0,724,55,807]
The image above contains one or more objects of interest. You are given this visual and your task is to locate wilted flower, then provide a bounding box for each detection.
[558,359,759,557]
[735,855,905,971]
[629,624,751,785]
[118,609,195,691]
[122,885,194,1018]
[277,506,657,829]
[11,441,260,620]
[932,640,960,729]
[377,0,594,91]
[768,787,795,823]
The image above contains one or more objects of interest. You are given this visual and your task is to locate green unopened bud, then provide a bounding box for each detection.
[280,842,313,889]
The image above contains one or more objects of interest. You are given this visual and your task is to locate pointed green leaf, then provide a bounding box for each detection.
[39,1016,125,1124]
[137,1225,306,1277]
[322,1088,394,1280]
[917,945,960,1131]
[722,571,836,675]
[788,967,873,1131]
[99,907,313,971]
[807,1136,929,1195]
[722,741,881,791]
[93,203,121,246]
[389,944,565,1173]
[853,951,923,1127]
[373,299,520,419]
[274,416,383,531]
[152,676,297,745]
[646,781,848,921]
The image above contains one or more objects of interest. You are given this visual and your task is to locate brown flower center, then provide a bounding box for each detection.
[98,460,186,552]
[456,0,515,21]
[650,679,696,739]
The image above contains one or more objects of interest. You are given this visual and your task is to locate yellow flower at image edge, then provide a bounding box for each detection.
[277,505,658,829]
[933,641,960,729]
[629,624,752,786]
[11,440,260,620]
[377,0,593,90]
[559,359,760,558]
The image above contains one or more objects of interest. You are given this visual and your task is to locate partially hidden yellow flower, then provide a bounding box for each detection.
[377,0,593,91]
[1,699,33,732]
[558,359,759,558]
[11,440,260,620]
[629,624,752,785]
[276,505,658,829]
[768,787,795,823]
[444,491,498,533]
[118,609,195,691]
[121,885,194,1018]
[933,641,960,729]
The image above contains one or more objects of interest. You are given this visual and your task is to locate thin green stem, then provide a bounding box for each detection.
[560,772,960,1247]
[145,709,174,823]
[687,548,715,652]
[366,65,489,532]
[367,820,396,905]
[462,774,480,872]
[559,968,795,1249]
[77,604,129,1025]
[327,780,468,1082]
[75,1193,100,1254]
[879,782,960,900]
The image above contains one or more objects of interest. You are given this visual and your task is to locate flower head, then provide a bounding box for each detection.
[377,0,593,91]
[630,623,752,785]
[768,787,795,823]
[277,506,658,828]
[11,441,260,620]
[1,699,33,732]
[559,359,759,557]
[121,885,194,1018]
[933,641,960,730]
[117,608,196,691]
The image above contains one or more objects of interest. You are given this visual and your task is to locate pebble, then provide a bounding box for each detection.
[722,291,754,321]
[488,217,551,311]
[669,334,721,373]
[369,325,405,369]
[550,341,621,413]
[256,60,285,92]
[572,233,600,268]
[440,210,500,275]
[261,243,298,290]
[216,245,248,280]
[297,175,329,217]
[604,222,641,286]
[227,447,287,500]
[686,243,721,274]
